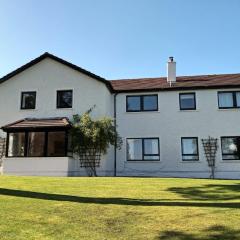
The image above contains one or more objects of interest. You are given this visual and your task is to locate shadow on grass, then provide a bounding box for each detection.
[158,225,240,240]
[0,188,240,208]
[168,184,240,201]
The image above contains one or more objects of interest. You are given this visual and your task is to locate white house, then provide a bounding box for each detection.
[1,53,240,179]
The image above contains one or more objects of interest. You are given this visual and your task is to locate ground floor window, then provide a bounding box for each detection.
[28,132,45,157]
[8,132,26,157]
[181,137,199,161]
[7,130,68,157]
[127,138,160,161]
[48,131,66,157]
[221,136,240,160]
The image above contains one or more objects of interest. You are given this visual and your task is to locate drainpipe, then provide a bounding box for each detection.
[114,93,118,177]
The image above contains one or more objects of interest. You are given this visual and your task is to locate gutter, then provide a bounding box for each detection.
[113,93,118,177]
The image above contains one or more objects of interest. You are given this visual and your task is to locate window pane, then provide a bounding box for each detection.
[221,137,237,154]
[57,90,72,108]
[222,155,239,160]
[47,132,66,157]
[182,155,199,161]
[180,94,195,109]
[182,138,197,155]
[236,92,240,107]
[127,96,141,111]
[144,139,159,155]
[221,137,240,160]
[218,93,233,108]
[21,92,36,109]
[143,96,158,111]
[27,132,45,157]
[67,133,73,157]
[143,155,160,160]
[8,132,25,157]
[127,139,142,160]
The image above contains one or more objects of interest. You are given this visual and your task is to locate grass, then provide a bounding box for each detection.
[0,177,240,240]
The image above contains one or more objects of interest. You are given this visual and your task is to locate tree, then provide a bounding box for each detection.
[70,107,122,176]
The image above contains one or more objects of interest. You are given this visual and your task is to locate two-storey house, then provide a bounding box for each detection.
[0,53,240,178]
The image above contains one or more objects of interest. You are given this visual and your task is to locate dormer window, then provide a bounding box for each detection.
[21,91,36,110]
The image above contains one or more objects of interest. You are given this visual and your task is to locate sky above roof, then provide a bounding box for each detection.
[0,0,240,80]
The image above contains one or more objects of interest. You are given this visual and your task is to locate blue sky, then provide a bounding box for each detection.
[0,0,240,79]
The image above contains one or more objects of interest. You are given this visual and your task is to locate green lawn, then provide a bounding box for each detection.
[0,177,240,240]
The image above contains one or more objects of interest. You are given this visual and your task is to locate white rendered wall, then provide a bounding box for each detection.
[115,89,240,179]
[1,57,240,178]
[3,157,73,176]
[3,156,112,176]
[0,58,114,176]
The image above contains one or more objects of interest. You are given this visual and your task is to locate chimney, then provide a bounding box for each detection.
[167,56,176,84]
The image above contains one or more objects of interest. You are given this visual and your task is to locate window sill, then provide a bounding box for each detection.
[20,109,37,111]
[6,156,68,158]
[178,110,199,112]
[217,108,240,111]
[126,111,160,114]
[56,108,73,110]
[220,160,240,163]
[181,160,201,163]
[126,160,161,163]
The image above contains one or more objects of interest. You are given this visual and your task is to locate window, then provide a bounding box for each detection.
[126,95,158,112]
[8,132,25,157]
[221,137,240,160]
[126,96,141,111]
[27,132,45,157]
[179,93,196,110]
[67,132,73,157]
[218,92,240,109]
[47,131,66,157]
[181,137,199,161]
[127,139,142,160]
[143,138,160,160]
[57,90,73,108]
[21,91,36,109]
[127,138,160,161]
[143,95,158,111]
[6,130,68,157]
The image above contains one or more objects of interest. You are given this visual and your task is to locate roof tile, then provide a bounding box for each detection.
[110,74,240,92]
[1,117,71,131]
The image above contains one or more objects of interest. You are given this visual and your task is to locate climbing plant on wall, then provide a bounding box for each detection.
[201,137,218,179]
[70,107,122,176]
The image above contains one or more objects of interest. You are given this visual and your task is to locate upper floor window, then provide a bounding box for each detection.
[218,91,240,109]
[181,137,199,161]
[221,136,240,160]
[179,93,196,110]
[57,90,73,108]
[127,138,160,161]
[126,95,158,112]
[21,91,36,110]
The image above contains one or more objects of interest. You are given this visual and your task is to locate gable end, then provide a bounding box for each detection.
[0,52,113,92]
